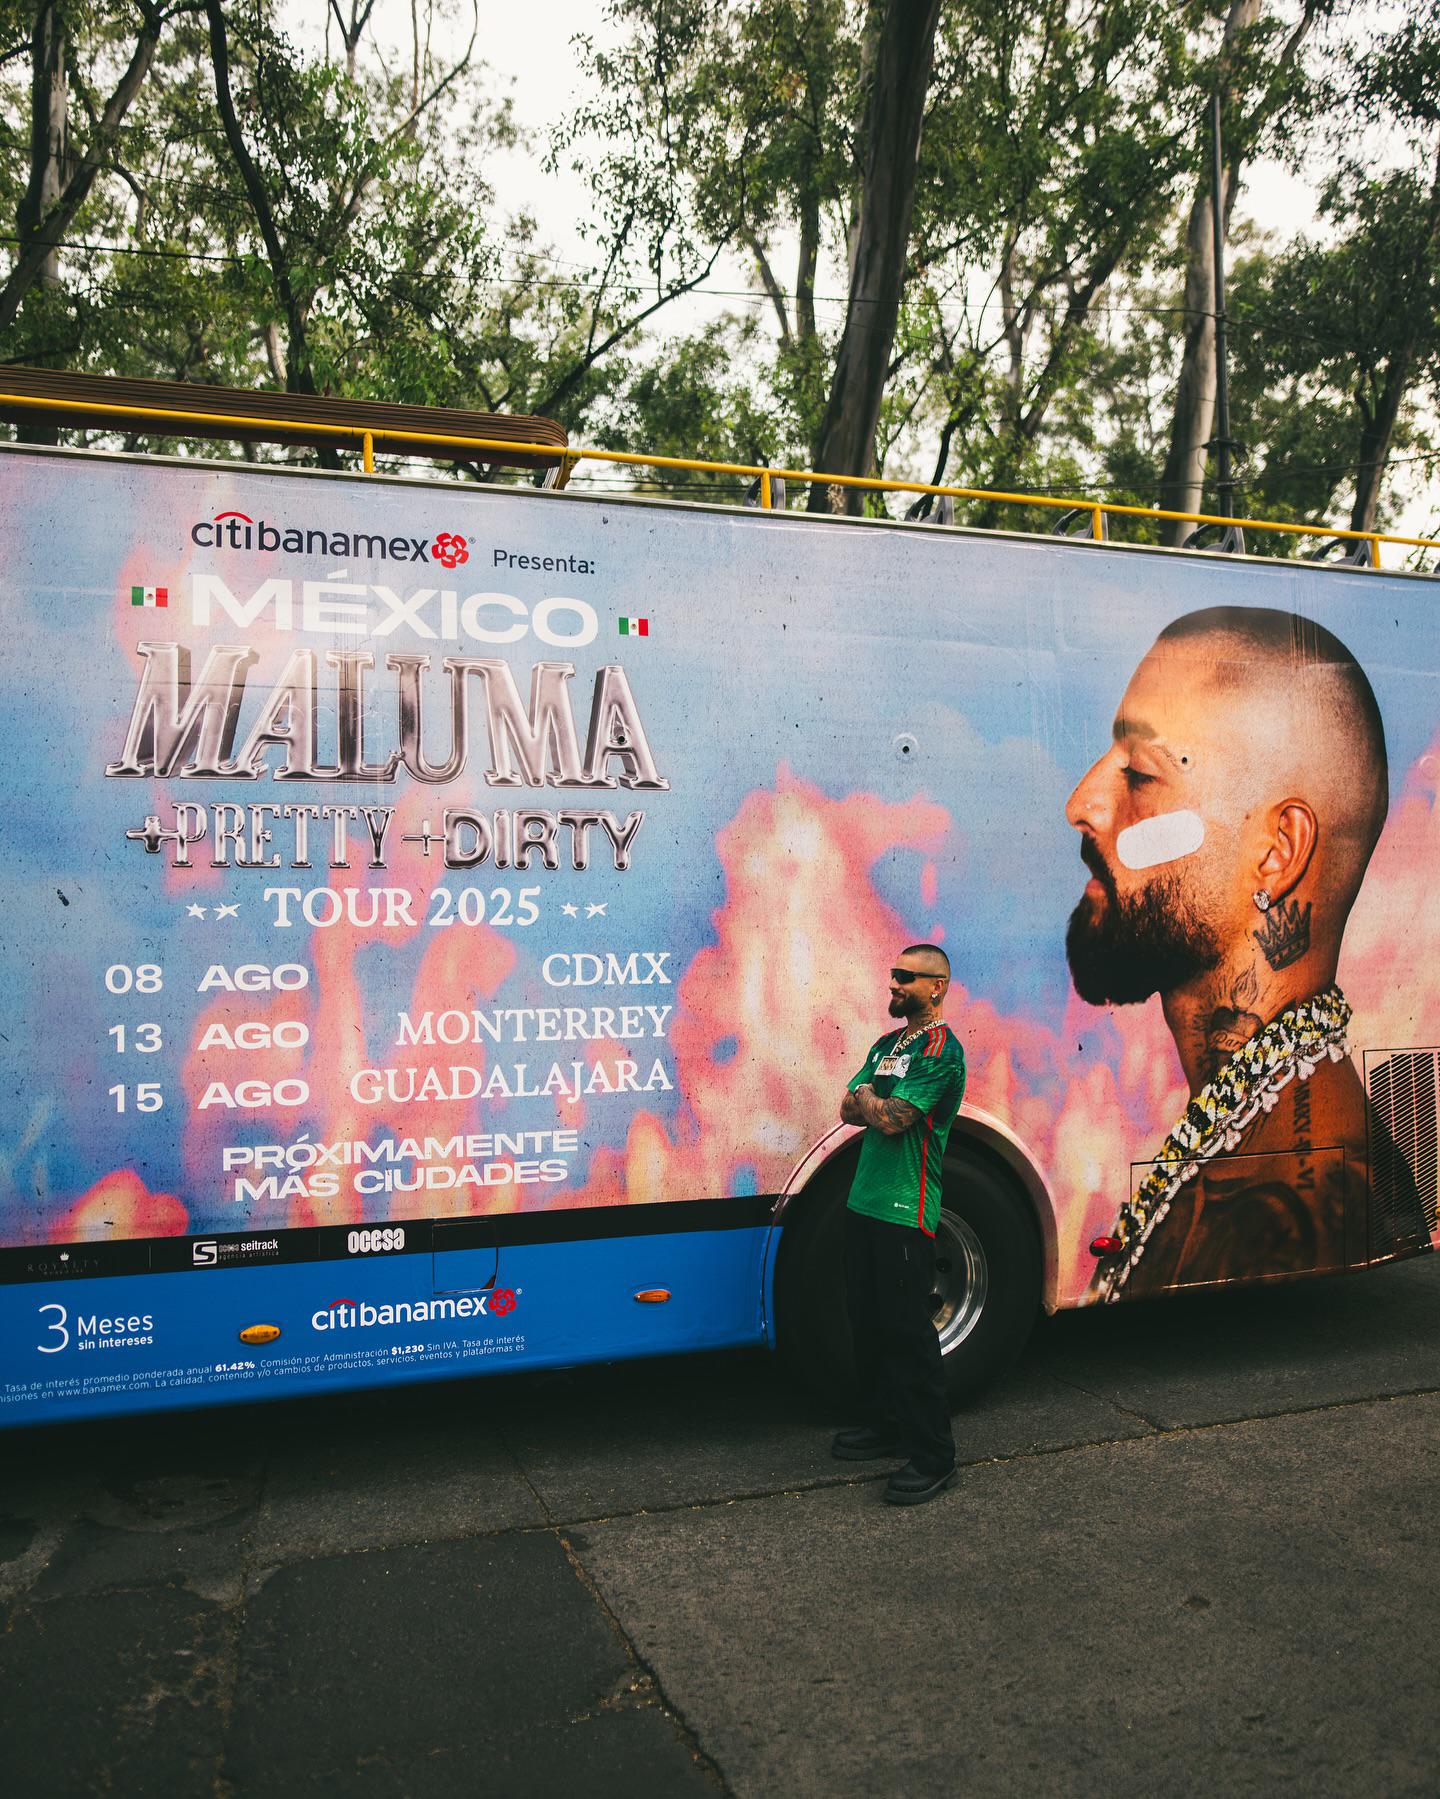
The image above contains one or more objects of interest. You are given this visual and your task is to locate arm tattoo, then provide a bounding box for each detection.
[852,1085,922,1136]
[1253,898,1311,970]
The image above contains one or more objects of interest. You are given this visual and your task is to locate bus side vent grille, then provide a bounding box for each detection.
[1363,1050,1439,1257]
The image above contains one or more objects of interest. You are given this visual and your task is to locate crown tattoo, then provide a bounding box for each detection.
[1253,897,1311,971]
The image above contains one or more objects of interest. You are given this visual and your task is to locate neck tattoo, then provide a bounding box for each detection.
[1090,983,1351,1303]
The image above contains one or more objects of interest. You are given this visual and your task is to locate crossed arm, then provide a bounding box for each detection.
[841,1084,922,1136]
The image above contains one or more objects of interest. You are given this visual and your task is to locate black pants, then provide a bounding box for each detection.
[844,1208,955,1475]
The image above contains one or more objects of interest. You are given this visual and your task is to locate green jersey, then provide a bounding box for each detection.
[846,1023,967,1234]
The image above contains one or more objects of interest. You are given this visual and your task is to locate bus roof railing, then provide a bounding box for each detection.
[0,368,567,469]
[2,374,1436,570]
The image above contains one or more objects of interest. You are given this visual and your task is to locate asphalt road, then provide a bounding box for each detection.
[4,1253,1439,1798]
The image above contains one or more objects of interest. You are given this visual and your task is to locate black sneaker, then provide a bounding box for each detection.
[831,1426,902,1462]
[883,1461,957,1505]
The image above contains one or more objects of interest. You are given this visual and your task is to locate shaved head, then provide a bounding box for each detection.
[1150,606,1388,910]
[901,943,951,978]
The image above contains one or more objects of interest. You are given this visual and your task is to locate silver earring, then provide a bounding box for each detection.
[1253,890,1272,913]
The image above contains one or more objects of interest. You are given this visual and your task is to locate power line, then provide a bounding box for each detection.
[0,231,1273,326]
[11,227,1424,368]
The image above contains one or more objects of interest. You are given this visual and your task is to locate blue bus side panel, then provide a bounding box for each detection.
[0,1225,769,1427]
[7,444,1437,1412]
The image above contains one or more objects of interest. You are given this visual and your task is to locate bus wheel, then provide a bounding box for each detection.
[932,1150,1041,1405]
[774,1146,1041,1408]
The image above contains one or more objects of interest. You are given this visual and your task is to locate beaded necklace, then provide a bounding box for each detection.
[1092,983,1352,1303]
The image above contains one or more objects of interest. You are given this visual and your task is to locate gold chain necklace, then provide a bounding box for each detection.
[1091,983,1352,1303]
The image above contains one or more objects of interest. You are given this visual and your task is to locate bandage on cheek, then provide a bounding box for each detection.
[1115,808,1206,871]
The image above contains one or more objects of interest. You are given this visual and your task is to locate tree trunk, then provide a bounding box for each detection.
[1156,178,1228,542]
[1349,138,1440,534]
[1349,366,1409,535]
[14,4,67,442]
[1156,0,1260,544]
[204,0,317,398]
[843,0,885,290]
[794,66,821,460]
[998,237,1025,411]
[796,188,818,346]
[0,2,162,341]
[19,2,66,292]
[808,0,942,513]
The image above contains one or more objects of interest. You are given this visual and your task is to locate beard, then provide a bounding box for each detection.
[888,991,921,1018]
[1066,838,1222,1006]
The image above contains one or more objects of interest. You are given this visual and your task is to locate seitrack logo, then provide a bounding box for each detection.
[310,1291,513,1332]
[191,510,467,567]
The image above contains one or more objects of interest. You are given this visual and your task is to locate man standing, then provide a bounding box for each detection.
[835,943,967,1505]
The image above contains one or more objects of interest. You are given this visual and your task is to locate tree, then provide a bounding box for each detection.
[1224,165,1440,540]
[1340,0,1440,530]
[0,1,608,457]
[199,0,497,404]
[568,0,1214,505]
[1155,0,1328,542]
[806,0,942,512]
[3,0,1435,541]
[1,0,174,339]
[904,0,1207,509]
[561,0,863,465]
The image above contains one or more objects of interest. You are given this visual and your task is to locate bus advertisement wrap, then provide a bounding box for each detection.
[0,448,1436,1422]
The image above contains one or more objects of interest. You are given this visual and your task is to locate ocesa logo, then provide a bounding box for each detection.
[347,1227,405,1256]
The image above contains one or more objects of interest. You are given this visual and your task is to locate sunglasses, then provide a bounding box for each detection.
[890,968,945,985]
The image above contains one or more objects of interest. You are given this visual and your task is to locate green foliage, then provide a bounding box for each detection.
[1226,164,1440,539]
[0,0,723,461]
[0,0,1434,541]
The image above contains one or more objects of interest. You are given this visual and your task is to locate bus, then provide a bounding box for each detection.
[1,380,1436,1427]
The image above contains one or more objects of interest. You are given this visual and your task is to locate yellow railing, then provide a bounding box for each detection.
[3,389,1436,569]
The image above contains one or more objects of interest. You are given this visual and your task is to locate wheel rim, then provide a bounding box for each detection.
[932,1210,988,1353]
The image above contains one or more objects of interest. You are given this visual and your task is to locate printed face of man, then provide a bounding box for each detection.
[1064,607,1387,1014]
[1064,643,1243,1006]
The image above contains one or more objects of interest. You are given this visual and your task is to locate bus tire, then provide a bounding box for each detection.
[775,1145,1041,1409]
[932,1150,1042,1404]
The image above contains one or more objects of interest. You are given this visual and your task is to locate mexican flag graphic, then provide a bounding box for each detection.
[130,585,168,608]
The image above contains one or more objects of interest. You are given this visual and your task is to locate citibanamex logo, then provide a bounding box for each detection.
[431,532,469,570]
[491,1287,518,1317]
